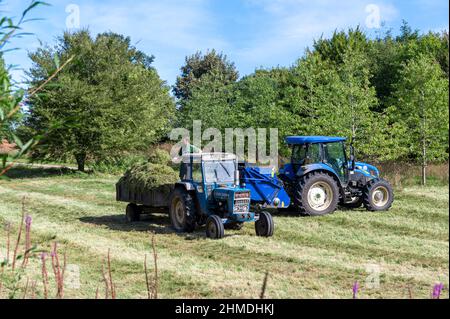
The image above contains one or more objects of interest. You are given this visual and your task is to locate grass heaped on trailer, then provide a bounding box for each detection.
[117,149,178,193]
[0,166,448,299]
[118,163,178,193]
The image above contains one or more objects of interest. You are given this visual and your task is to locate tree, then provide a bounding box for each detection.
[25,30,175,171]
[388,54,449,185]
[178,73,235,131]
[280,51,383,159]
[173,50,238,103]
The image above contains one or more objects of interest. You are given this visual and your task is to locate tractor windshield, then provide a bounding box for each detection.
[204,160,236,184]
[323,141,347,179]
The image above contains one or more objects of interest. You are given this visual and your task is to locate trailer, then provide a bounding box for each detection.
[116,181,174,222]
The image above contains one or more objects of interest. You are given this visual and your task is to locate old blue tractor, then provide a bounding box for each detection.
[274,136,394,216]
[170,153,274,238]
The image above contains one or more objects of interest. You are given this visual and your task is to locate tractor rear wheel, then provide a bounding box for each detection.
[294,172,339,216]
[255,211,274,237]
[362,179,394,211]
[126,203,140,222]
[206,215,224,239]
[169,188,196,233]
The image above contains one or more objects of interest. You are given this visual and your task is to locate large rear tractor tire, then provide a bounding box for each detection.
[125,203,141,222]
[169,188,196,233]
[294,172,340,216]
[206,215,225,239]
[255,211,274,237]
[362,178,394,211]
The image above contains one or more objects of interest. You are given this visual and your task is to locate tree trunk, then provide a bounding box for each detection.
[420,90,426,186]
[75,153,86,172]
[422,141,427,186]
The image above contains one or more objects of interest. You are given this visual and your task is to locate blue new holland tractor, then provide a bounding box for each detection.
[239,136,394,216]
[277,136,394,216]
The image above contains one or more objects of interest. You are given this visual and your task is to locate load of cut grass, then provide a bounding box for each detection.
[118,162,179,193]
[147,148,172,165]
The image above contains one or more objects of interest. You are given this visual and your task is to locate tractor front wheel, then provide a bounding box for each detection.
[255,211,274,237]
[206,215,225,239]
[294,172,339,216]
[169,188,196,233]
[362,179,394,211]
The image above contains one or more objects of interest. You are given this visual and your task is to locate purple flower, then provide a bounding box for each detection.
[40,252,47,261]
[352,281,359,299]
[432,283,444,299]
[25,215,32,228]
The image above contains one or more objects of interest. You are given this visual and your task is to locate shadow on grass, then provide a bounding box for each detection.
[1,166,90,179]
[78,213,215,240]
[269,206,366,217]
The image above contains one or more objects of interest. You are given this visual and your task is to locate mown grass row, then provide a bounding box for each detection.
[0,167,448,298]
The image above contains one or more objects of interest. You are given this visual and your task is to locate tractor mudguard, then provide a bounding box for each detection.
[300,163,341,181]
[175,181,196,191]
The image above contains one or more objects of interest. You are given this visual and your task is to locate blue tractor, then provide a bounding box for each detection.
[275,136,394,216]
[169,153,274,239]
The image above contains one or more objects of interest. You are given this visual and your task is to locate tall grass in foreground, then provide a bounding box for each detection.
[0,198,159,299]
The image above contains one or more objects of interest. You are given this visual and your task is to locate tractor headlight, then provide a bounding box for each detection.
[273,198,280,206]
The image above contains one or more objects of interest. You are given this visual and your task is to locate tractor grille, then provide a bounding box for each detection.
[234,199,250,213]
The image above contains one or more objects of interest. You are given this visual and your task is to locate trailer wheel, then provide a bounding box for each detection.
[206,215,224,239]
[126,203,140,222]
[255,211,274,237]
[169,188,196,233]
[363,179,394,211]
[294,172,339,216]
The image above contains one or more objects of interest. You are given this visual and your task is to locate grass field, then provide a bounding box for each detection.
[0,167,448,299]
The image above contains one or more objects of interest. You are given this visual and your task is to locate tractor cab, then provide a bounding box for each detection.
[278,136,394,216]
[170,152,274,239]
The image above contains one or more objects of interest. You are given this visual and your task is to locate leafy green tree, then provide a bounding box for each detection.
[313,26,369,65]
[173,50,238,103]
[25,30,175,171]
[388,54,449,185]
[178,73,235,131]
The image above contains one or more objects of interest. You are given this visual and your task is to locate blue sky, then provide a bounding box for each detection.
[1,0,448,87]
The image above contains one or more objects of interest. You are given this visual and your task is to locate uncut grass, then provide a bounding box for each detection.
[0,169,448,298]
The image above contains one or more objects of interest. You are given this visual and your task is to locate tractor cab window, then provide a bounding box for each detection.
[292,145,307,165]
[192,163,203,183]
[323,142,347,179]
[204,160,236,184]
[292,143,321,165]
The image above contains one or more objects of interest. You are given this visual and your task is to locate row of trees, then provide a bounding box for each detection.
[4,23,448,182]
[174,24,449,181]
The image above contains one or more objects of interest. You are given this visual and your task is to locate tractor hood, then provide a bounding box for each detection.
[213,187,250,201]
[352,161,380,178]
